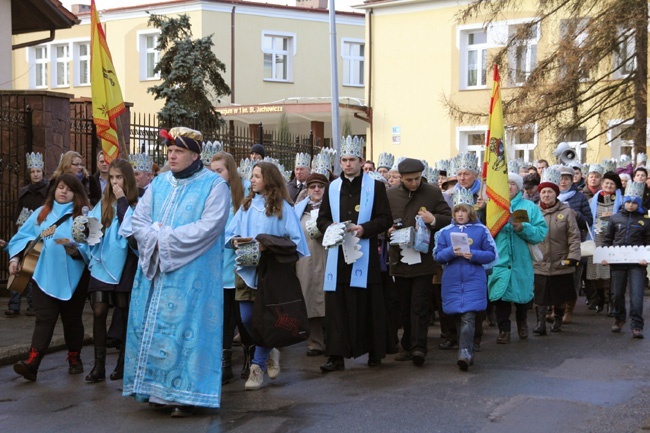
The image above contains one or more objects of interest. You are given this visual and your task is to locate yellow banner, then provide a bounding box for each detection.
[483,65,510,237]
[91,0,125,163]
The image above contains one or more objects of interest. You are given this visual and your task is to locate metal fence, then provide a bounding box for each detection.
[70,100,99,174]
[0,96,32,282]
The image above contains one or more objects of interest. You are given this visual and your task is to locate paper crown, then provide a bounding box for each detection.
[367,170,387,183]
[540,165,562,185]
[390,156,406,172]
[637,153,647,163]
[624,180,645,199]
[72,213,103,246]
[453,152,479,174]
[238,158,254,180]
[340,135,365,159]
[260,156,291,181]
[618,154,631,168]
[601,159,616,174]
[26,152,44,170]
[377,152,394,170]
[508,158,526,174]
[311,153,331,179]
[320,147,337,167]
[201,140,223,165]
[295,152,311,168]
[452,187,475,207]
[16,207,33,226]
[423,167,439,184]
[588,163,604,175]
[129,153,153,173]
[436,159,451,173]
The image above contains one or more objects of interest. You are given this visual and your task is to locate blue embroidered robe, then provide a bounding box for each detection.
[88,201,128,284]
[123,169,230,408]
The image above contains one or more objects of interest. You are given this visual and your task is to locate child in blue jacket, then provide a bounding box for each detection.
[434,187,497,371]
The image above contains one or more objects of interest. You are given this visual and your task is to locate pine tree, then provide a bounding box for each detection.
[147,13,231,129]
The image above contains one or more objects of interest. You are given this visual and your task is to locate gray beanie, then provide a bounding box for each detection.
[508,172,523,191]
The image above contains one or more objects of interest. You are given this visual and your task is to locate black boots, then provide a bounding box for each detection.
[14,348,44,381]
[67,351,84,374]
[85,347,106,382]
[110,345,125,381]
[551,309,564,332]
[533,306,547,336]
[241,345,255,380]
[222,349,234,384]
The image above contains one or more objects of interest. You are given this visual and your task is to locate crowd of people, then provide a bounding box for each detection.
[3,130,648,417]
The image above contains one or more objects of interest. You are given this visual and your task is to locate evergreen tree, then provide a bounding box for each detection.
[147,13,231,129]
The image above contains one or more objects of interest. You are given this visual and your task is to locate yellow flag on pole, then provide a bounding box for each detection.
[90,0,125,163]
[482,65,510,237]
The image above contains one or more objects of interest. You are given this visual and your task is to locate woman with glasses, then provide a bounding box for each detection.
[51,151,102,207]
[294,172,330,357]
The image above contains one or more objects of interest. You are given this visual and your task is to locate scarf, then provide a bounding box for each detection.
[558,188,576,203]
[173,157,203,179]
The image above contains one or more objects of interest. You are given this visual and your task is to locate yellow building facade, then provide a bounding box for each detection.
[360,0,647,167]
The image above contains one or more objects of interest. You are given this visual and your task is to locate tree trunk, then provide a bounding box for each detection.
[633,0,648,157]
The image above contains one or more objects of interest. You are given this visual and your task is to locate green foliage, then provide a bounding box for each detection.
[147,13,231,129]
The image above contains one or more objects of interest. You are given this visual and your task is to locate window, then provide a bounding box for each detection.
[75,42,90,86]
[53,44,71,87]
[457,126,487,167]
[138,32,161,81]
[507,23,538,85]
[342,39,364,87]
[506,124,536,162]
[460,29,488,89]
[262,32,295,82]
[559,19,590,81]
[34,46,48,88]
[614,28,636,78]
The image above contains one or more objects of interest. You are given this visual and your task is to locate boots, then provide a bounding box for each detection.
[517,319,529,339]
[551,309,564,332]
[85,347,106,382]
[110,345,124,381]
[545,306,554,324]
[241,345,255,380]
[533,306,547,336]
[222,349,234,384]
[563,300,576,324]
[67,351,84,374]
[14,348,44,381]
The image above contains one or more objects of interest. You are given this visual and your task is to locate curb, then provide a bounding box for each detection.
[0,334,93,367]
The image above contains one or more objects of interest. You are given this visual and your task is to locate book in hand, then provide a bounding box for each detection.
[511,209,529,223]
[450,232,470,254]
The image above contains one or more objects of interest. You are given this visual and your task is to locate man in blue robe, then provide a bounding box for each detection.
[123,127,230,418]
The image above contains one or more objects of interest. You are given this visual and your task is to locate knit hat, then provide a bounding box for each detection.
[602,171,623,191]
[250,143,266,158]
[508,172,523,191]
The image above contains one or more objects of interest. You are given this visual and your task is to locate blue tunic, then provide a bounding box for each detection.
[222,179,250,289]
[123,168,230,408]
[88,201,128,284]
[8,201,88,300]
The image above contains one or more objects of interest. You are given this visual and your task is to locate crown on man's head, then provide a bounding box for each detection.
[295,152,311,168]
[436,159,451,173]
[312,154,331,179]
[588,163,604,175]
[26,152,44,170]
[129,153,153,173]
[452,187,475,207]
[377,152,394,170]
[541,165,562,185]
[340,135,365,159]
[601,159,616,174]
[454,152,479,173]
[423,167,439,184]
[200,141,223,165]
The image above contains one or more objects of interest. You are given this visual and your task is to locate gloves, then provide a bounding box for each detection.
[306,219,322,239]
[235,241,261,267]
[562,259,580,267]
[322,222,347,248]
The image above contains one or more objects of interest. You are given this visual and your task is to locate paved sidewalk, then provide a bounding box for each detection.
[0,294,95,366]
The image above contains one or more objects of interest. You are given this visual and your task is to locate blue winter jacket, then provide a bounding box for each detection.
[434,223,497,314]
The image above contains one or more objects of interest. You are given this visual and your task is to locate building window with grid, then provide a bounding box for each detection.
[460,29,488,89]
[342,39,364,87]
[507,124,537,162]
[53,44,71,87]
[507,23,538,86]
[457,127,487,167]
[33,46,48,88]
[262,32,295,82]
[139,32,161,81]
[75,42,90,86]
[613,28,636,78]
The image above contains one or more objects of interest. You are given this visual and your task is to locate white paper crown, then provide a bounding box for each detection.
[367,170,387,183]
[340,135,365,159]
[541,165,562,185]
[625,180,645,199]
[637,153,647,163]
[129,153,153,173]
[601,159,616,174]
[436,159,451,173]
[26,152,44,170]
[72,215,103,246]
[423,167,439,184]
[377,152,394,170]
[452,187,475,207]
[455,152,479,173]
[295,152,311,168]
[312,153,331,179]
[618,154,631,168]
[508,158,525,174]
[16,207,33,226]
[320,147,337,167]
[238,158,254,181]
[588,163,604,175]
[260,156,290,181]
[201,140,223,165]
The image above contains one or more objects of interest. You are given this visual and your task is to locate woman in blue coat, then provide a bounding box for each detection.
[434,187,497,371]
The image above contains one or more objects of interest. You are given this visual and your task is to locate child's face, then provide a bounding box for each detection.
[454,208,470,224]
[625,201,639,212]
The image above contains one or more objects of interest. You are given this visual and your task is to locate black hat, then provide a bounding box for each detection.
[602,171,623,191]
[522,173,540,189]
[397,158,425,174]
[250,143,265,158]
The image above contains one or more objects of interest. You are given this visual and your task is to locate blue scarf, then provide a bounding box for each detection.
[324,173,375,291]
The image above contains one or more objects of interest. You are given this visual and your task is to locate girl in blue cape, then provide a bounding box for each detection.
[8,174,90,381]
[85,158,139,383]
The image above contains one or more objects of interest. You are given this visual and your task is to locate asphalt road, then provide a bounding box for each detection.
[1,298,650,433]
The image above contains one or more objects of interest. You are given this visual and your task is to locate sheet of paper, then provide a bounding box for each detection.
[400,245,422,265]
[450,232,470,254]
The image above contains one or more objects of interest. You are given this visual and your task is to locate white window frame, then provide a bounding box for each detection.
[52,43,71,88]
[507,22,539,86]
[341,38,364,87]
[613,27,636,79]
[137,30,161,81]
[261,31,296,83]
[31,45,49,89]
[458,25,489,90]
[506,124,537,162]
[456,126,488,167]
[74,41,90,87]
[559,19,590,81]
[606,120,650,160]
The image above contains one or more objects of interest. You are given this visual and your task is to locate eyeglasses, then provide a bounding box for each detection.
[308,184,325,190]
